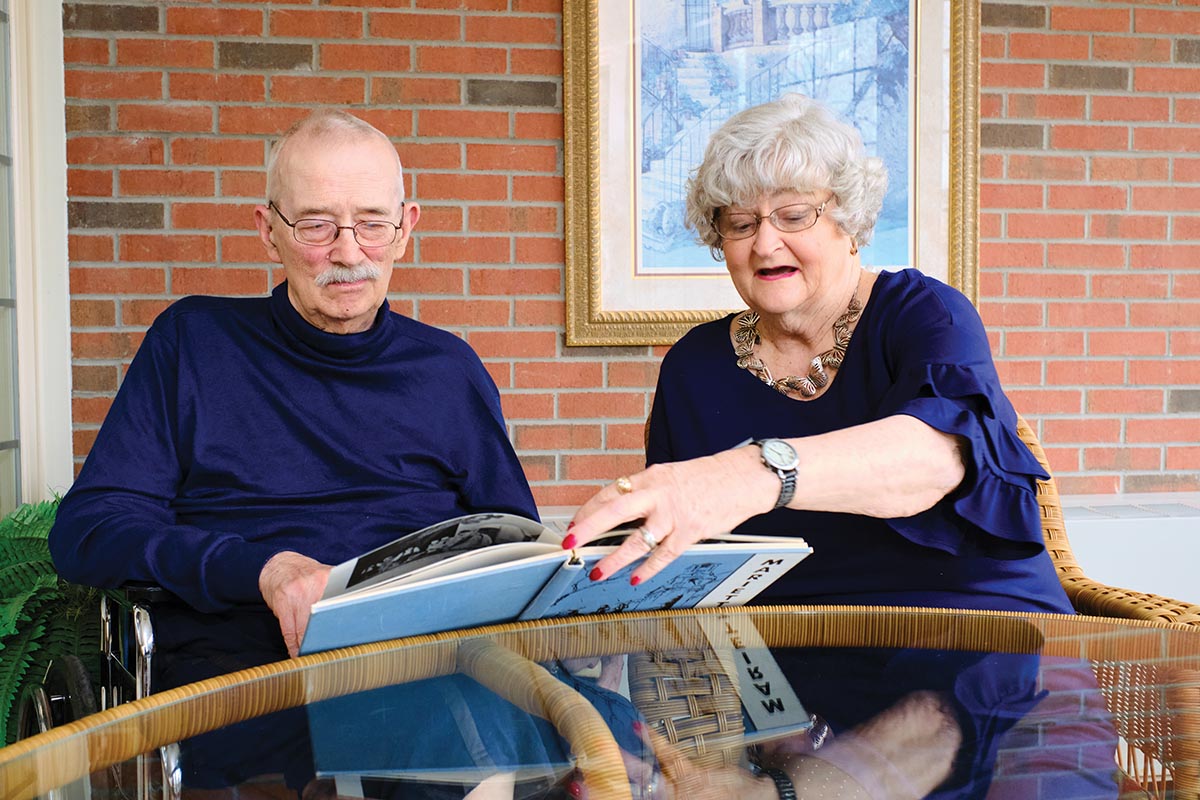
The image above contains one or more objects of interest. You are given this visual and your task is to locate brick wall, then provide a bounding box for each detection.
[61,0,1200,505]
[980,0,1200,495]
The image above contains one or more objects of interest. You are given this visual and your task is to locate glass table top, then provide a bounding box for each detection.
[2,605,1199,800]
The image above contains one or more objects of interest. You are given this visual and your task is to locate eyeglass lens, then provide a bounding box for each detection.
[717,203,822,240]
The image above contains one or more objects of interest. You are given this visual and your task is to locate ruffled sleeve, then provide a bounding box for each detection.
[874,275,1049,559]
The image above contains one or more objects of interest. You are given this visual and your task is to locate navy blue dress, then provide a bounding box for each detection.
[647,269,1073,615]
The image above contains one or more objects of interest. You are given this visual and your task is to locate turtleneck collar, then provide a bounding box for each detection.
[269,281,393,363]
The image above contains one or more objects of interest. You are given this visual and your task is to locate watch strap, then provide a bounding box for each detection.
[759,766,797,800]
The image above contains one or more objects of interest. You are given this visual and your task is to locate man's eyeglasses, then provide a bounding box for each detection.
[269,201,404,247]
[714,200,828,241]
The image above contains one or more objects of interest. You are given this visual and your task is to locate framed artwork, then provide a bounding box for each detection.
[564,0,979,346]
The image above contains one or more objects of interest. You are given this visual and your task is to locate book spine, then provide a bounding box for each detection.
[516,557,585,620]
[694,551,810,607]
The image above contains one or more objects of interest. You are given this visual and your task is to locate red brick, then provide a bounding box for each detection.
[980,183,1043,208]
[1005,388,1083,415]
[1175,275,1200,299]
[322,43,411,72]
[371,12,461,41]
[1043,417,1122,444]
[169,73,265,103]
[167,7,263,36]
[994,359,1043,387]
[516,424,603,451]
[482,361,510,389]
[416,45,505,73]
[980,301,1043,327]
[1008,94,1087,120]
[515,112,563,141]
[1166,447,1200,470]
[119,234,216,263]
[71,364,119,394]
[69,168,114,197]
[1008,33,1089,60]
[117,104,213,133]
[1136,126,1200,154]
[119,169,214,198]
[1178,100,1200,125]
[271,76,367,104]
[1130,244,1200,269]
[218,106,310,136]
[220,171,267,198]
[270,9,363,38]
[1130,360,1200,384]
[1042,446,1080,475]
[121,299,174,327]
[531,484,603,508]
[471,267,560,295]
[64,37,111,65]
[1130,302,1200,327]
[1091,274,1168,298]
[420,236,510,264]
[513,0,561,12]
[71,331,145,360]
[979,242,1044,269]
[419,298,511,326]
[1088,214,1167,240]
[173,268,270,295]
[414,173,507,201]
[980,32,1004,59]
[1049,124,1130,151]
[558,392,648,419]
[1089,331,1167,356]
[981,63,1046,88]
[1006,155,1086,181]
[418,110,511,139]
[71,396,116,425]
[1056,475,1122,495]
[1046,362,1128,386]
[171,138,264,167]
[1091,156,1169,182]
[1134,8,1200,34]
[607,422,649,451]
[500,392,555,420]
[511,48,563,75]
[1048,302,1126,327]
[372,77,460,104]
[514,299,564,326]
[563,454,650,481]
[390,266,465,294]
[116,39,213,69]
[1084,447,1162,471]
[608,361,660,388]
[68,136,165,166]
[515,362,603,389]
[470,143,559,172]
[470,205,558,233]
[415,206,464,232]
[466,15,558,44]
[416,0,507,9]
[514,175,564,203]
[515,238,563,264]
[1007,273,1087,297]
[1092,96,1170,123]
[1086,388,1163,414]
[1007,213,1085,239]
[1127,418,1200,443]
[172,202,257,230]
[65,70,163,100]
[977,213,1002,239]
[71,299,116,327]
[1051,6,1131,32]
[70,267,166,295]
[1046,243,1126,269]
[1132,185,1200,212]
[1005,331,1085,357]
[978,271,1004,299]
[69,235,114,262]
[980,94,1004,120]
[355,110,415,138]
[466,330,557,358]
[217,235,263,263]
[1093,35,1171,62]
[397,143,460,171]
[1135,67,1200,93]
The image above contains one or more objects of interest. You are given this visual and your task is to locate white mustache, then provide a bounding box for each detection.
[314,264,381,287]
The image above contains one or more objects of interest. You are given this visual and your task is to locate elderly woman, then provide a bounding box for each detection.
[566,93,1072,618]
[560,94,1114,800]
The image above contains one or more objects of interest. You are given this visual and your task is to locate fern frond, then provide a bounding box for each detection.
[0,619,46,745]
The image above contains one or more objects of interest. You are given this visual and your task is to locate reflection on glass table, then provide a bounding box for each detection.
[1,605,1198,800]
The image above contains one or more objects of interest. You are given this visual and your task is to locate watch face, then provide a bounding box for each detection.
[761,439,799,470]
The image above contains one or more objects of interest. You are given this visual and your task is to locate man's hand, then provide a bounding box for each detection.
[259,551,332,658]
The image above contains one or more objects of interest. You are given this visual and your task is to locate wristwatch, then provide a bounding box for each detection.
[752,438,799,509]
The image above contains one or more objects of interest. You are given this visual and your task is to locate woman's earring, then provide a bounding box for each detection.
[849,238,859,256]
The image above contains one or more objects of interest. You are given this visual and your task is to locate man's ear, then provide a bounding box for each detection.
[402,201,421,234]
[254,204,283,264]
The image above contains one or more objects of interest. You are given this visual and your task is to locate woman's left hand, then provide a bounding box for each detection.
[565,447,776,585]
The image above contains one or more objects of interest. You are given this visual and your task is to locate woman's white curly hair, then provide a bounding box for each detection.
[684,93,888,255]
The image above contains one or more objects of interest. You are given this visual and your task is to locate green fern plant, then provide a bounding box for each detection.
[0,499,108,744]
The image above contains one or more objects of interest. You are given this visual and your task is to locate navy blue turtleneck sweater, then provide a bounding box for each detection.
[50,282,537,613]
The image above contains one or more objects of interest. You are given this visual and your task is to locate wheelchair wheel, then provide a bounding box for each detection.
[16,654,99,737]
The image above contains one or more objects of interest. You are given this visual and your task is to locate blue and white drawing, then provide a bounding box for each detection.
[638,0,911,272]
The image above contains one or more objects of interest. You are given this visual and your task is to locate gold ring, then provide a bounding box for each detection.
[615,476,634,495]
[637,526,658,550]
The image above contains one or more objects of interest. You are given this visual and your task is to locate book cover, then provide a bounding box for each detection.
[299,513,812,655]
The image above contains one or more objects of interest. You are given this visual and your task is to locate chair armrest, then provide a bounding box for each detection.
[1060,575,1200,626]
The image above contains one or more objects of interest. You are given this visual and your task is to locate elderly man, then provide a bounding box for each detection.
[49,110,537,669]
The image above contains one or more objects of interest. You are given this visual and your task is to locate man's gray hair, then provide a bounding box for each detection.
[265,110,405,205]
[684,93,887,250]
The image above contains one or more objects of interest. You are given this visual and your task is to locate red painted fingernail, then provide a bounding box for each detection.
[630,575,642,586]
[589,567,604,581]
[567,780,584,799]
[633,721,644,735]
[567,521,575,530]
[562,534,577,550]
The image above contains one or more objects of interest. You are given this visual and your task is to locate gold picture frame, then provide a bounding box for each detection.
[564,0,980,346]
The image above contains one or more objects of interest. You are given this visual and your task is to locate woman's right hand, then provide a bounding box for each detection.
[564,446,778,586]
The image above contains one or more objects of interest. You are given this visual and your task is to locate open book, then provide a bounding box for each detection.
[299,512,812,655]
